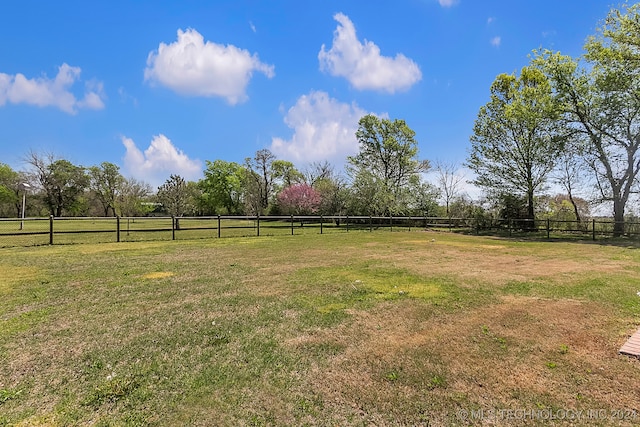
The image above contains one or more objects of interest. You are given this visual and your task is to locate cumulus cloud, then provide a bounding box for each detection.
[0,63,105,114]
[144,28,274,104]
[490,36,501,47]
[270,90,370,164]
[318,13,422,93]
[122,134,203,187]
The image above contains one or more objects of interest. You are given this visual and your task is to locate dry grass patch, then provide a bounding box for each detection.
[301,295,640,425]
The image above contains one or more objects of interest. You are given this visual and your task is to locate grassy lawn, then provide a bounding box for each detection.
[1,231,640,426]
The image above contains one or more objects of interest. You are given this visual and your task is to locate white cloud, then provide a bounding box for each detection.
[144,28,274,104]
[487,17,495,24]
[122,134,203,187]
[490,36,501,47]
[438,0,459,7]
[318,13,422,93]
[249,21,257,33]
[0,63,105,114]
[270,91,369,164]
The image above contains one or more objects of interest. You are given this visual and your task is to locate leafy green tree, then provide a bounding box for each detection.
[88,162,124,217]
[0,163,20,217]
[533,4,640,236]
[272,160,304,189]
[348,114,429,215]
[467,66,564,223]
[26,151,89,217]
[200,160,245,214]
[46,160,89,216]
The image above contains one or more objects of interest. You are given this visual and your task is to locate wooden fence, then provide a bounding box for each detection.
[0,215,638,248]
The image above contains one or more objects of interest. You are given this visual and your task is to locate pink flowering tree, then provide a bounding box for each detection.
[277,183,321,215]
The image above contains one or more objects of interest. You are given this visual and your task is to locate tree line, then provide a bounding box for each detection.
[468,3,640,236]
[0,115,442,221]
[2,5,639,236]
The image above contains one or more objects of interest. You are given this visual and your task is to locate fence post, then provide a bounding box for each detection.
[369,215,372,232]
[49,215,54,245]
[546,218,550,240]
[390,215,393,232]
[291,215,294,235]
[217,215,221,238]
[508,218,512,237]
[117,216,120,243]
[346,215,349,232]
[409,216,411,232]
[172,216,176,240]
[320,215,323,234]
[257,215,260,237]
[592,219,596,241]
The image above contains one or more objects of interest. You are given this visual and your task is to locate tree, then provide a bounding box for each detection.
[303,161,335,187]
[272,160,303,189]
[243,149,303,214]
[0,163,20,217]
[157,175,191,228]
[115,177,153,217]
[553,145,590,224]
[467,66,565,223]
[244,149,276,213]
[26,152,89,217]
[434,161,465,216]
[277,183,321,215]
[200,160,245,214]
[348,114,429,215]
[306,162,348,216]
[533,4,640,236]
[88,162,124,217]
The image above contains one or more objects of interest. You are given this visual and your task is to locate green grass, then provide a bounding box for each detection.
[1,232,640,426]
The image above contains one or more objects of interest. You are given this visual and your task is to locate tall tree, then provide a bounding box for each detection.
[534,4,640,236]
[434,161,465,216]
[88,162,124,217]
[200,160,245,214]
[467,66,564,222]
[348,114,429,215]
[244,149,276,213]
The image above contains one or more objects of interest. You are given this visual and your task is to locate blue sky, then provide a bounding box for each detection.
[0,0,615,188]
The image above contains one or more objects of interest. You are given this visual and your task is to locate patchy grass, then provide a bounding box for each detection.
[1,232,640,426]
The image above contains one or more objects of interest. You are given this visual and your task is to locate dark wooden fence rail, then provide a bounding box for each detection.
[1,215,639,247]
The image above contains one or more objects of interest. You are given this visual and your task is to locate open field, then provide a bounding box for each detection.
[1,231,640,426]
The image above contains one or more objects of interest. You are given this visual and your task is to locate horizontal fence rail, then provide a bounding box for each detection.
[0,215,638,248]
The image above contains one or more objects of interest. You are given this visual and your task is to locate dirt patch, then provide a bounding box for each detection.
[387,238,638,286]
